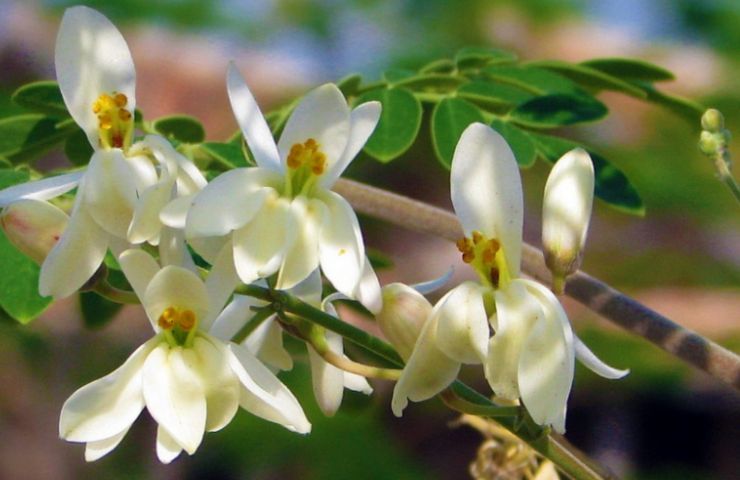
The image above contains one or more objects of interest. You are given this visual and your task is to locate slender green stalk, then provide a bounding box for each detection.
[92,281,140,304]
[231,308,274,344]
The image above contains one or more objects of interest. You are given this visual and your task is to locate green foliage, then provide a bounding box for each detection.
[64,128,94,165]
[199,141,250,169]
[509,93,608,128]
[0,115,77,164]
[490,119,537,168]
[152,115,206,143]
[358,88,422,163]
[11,81,69,117]
[455,46,518,70]
[431,97,486,168]
[526,60,648,98]
[581,57,675,82]
[457,81,534,112]
[79,291,123,329]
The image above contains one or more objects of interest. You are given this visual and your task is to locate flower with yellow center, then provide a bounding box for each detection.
[59,248,310,463]
[180,63,382,313]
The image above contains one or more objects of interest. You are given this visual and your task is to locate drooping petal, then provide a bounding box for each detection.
[143,266,209,327]
[243,318,293,371]
[0,171,83,207]
[160,194,195,229]
[155,425,182,464]
[485,279,543,400]
[276,196,326,290]
[317,190,365,299]
[202,241,241,330]
[228,343,311,434]
[125,153,158,192]
[277,84,350,172]
[59,338,155,442]
[142,343,207,454]
[84,149,138,238]
[186,168,280,238]
[157,226,197,272]
[232,192,295,284]
[55,6,136,148]
[574,335,629,379]
[450,123,523,276]
[517,279,575,433]
[118,248,159,299]
[84,427,130,462]
[320,100,382,188]
[174,151,208,194]
[411,267,454,295]
[353,256,383,315]
[434,282,489,364]
[226,62,282,173]
[0,199,69,265]
[307,331,345,416]
[376,283,432,361]
[343,371,373,394]
[193,336,240,432]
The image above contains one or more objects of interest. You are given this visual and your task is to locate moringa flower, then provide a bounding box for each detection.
[59,248,310,463]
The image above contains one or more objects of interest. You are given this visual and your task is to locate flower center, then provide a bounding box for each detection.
[92,92,133,150]
[284,138,326,197]
[158,306,198,346]
[456,230,510,289]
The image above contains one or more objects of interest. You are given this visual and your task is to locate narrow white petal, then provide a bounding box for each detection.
[228,343,311,434]
[243,318,293,371]
[277,84,350,172]
[174,152,207,194]
[276,196,325,290]
[157,227,196,271]
[128,178,175,244]
[156,425,183,464]
[434,282,489,364]
[202,241,241,330]
[55,6,136,147]
[118,248,159,301]
[186,168,279,238]
[142,344,207,454]
[210,295,262,342]
[193,336,240,432]
[85,149,138,238]
[411,267,454,295]
[143,266,210,328]
[126,154,158,192]
[450,123,523,276]
[320,100,381,188]
[317,190,365,299]
[0,172,82,207]
[353,256,383,315]
[160,194,195,229]
[226,62,282,173]
[574,335,629,379]
[288,268,323,306]
[59,338,154,442]
[307,331,345,416]
[84,427,130,462]
[343,371,373,394]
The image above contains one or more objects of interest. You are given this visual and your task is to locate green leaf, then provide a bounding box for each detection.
[526,60,648,98]
[64,128,94,166]
[392,73,466,92]
[367,248,394,270]
[489,119,536,168]
[581,57,675,82]
[636,83,704,122]
[483,65,580,95]
[337,74,363,96]
[455,46,518,70]
[419,58,456,74]
[11,81,69,117]
[199,141,249,169]
[509,93,608,128]
[0,115,77,164]
[357,88,422,163]
[383,69,417,84]
[79,291,123,329]
[432,98,486,168]
[457,81,534,111]
[532,133,644,215]
[153,115,205,143]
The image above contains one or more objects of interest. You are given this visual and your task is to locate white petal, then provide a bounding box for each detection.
[288,268,323,306]
[411,267,454,295]
[128,178,175,244]
[226,62,282,173]
[228,343,311,434]
[343,371,373,394]
[118,248,159,298]
[55,6,136,148]
[39,207,108,298]
[143,266,209,328]
[518,280,575,434]
[450,123,523,276]
[202,241,241,330]
[320,100,381,188]
[307,331,345,416]
[391,313,460,417]
[317,190,365,299]
[277,84,350,172]
[485,280,543,400]
[59,338,154,442]
[0,172,82,207]
[243,318,293,371]
[210,295,262,342]
[157,226,196,271]
[574,335,629,379]
[189,235,228,265]
[186,168,279,238]
[85,149,138,238]
[353,256,382,315]
[160,194,195,229]
[156,425,183,464]
[142,343,207,454]
[276,196,325,290]
[84,427,130,462]
[0,198,69,265]
[232,192,295,284]
[193,336,240,432]
[434,282,489,364]
[126,154,158,192]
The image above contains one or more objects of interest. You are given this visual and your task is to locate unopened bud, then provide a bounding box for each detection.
[376,283,432,360]
[542,148,594,291]
[701,108,724,133]
[0,199,68,264]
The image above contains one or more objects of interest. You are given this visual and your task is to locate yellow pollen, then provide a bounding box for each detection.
[114,93,128,107]
[458,231,507,288]
[178,310,196,331]
[158,306,177,330]
[92,92,133,150]
[286,138,326,175]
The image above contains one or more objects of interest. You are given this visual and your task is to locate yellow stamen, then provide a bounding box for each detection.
[92,92,133,150]
[158,306,177,330]
[458,230,509,288]
[178,310,196,331]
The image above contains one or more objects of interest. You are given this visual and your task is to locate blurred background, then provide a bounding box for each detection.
[0,0,738,479]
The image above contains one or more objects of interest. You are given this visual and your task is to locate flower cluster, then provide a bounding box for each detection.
[0,5,628,463]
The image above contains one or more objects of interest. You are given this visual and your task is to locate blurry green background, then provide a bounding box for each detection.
[0,0,738,479]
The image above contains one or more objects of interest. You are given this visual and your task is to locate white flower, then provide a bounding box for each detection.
[59,248,310,463]
[183,63,382,313]
[0,199,68,264]
[392,123,627,432]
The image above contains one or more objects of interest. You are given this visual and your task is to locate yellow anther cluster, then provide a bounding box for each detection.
[157,306,197,332]
[287,138,327,175]
[457,230,502,287]
[91,92,133,149]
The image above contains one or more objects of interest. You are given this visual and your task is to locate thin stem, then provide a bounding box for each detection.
[315,347,402,380]
[714,149,740,202]
[333,178,740,390]
[231,308,274,344]
[92,282,140,304]
[439,389,520,418]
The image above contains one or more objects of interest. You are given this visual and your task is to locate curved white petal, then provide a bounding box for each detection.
[202,241,241,330]
[317,190,365,299]
[376,283,432,361]
[56,6,136,148]
[118,248,159,297]
[210,295,262,342]
[160,194,195,229]
[434,282,489,364]
[186,168,279,238]
[193,336,240,432]
[142,343,207,454]
[450,123,523,276]
[125,154,158,192]
[353,256,382,315]
[232,193,295,284]
[518,280,575,434]
[158,226,196,271]
[156,425,183,464]
[243,318,293,371]
[84,427,130,462]
[307,331,345,416]
[320,100,381,188]
[189,235,228,265]
[228,343,311,434]
[277,84,350,172]
[175,155,207,195]
[226,62,282,173]
[59,338,155,442]
[574,336,629,379]
[85,149,138,238]
[343,371,373,394]
[0,172,82,207]
[276,196,325,290]
[143,266,209,328]
[289,268,323,306]
[411,267,454,295]
[485,280,543,400]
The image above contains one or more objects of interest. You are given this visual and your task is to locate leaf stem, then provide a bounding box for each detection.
[92,282,140,304]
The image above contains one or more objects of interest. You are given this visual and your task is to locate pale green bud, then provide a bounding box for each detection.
[376,283,432,360]
[0,199,68,264]
[701,108,724,133]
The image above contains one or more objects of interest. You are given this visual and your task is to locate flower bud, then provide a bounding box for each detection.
[0,199,68,264]
[701,108,724,133]
[542,148,594,290]
[376,283,432,360]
